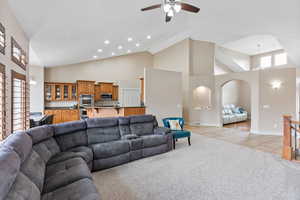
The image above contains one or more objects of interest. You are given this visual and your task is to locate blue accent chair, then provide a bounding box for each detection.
[162,117,191,149]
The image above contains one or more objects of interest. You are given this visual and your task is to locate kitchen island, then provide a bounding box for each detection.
[86,106,146,118]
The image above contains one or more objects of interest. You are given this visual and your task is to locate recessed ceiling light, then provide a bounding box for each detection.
[93,55,98,59]
[118,45,123,50]
[136,43,140,47]
[147,35,151,39]
[128,37,133,42]
[104,40,110,45]
[112,52,115,56]
[97,49,103,53]
[127,50,131,53]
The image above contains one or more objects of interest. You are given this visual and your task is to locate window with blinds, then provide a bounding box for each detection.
[12,71,28,132]
[0,23,5,55]
[11,37,27,69]
[0,64,5,140]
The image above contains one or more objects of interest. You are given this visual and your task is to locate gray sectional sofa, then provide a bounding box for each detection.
[0,115,172,200]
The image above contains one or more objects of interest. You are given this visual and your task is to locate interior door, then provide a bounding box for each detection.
[144,68,183,126]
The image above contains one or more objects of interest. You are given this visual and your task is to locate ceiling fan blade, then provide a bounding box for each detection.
[166,14,172,23]
[141,4,162,11]
[180,3,200,13]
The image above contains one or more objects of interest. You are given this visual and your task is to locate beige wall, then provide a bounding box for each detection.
[216,71,260,133]
[0,0,29,135]
[215,46,251,72]
[153,39,217,125]
[153,39,190,122]
[45,52,153,86]
[222,80,240,106]
[259,68,296,134]
[153,39,190,73]
[216,68,296,135]
[29,65,44,113]
[222,80,251,114]
[144,68,182,125]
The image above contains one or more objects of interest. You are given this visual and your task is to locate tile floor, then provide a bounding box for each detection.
[185,124,283,156]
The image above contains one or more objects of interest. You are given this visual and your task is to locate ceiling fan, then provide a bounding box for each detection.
[141,0,200,23]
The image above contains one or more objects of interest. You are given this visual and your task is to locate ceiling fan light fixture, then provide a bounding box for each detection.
[163,4,171,13]
[167,9,174,17]
[174,4,181,13]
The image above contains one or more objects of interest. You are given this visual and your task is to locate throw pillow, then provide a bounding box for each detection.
[168,120,182,130]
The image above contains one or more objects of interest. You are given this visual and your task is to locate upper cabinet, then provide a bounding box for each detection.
[94,84,101,101]
[112,85,119,101]
[77,80,95,96]
[140,78,144,104]
[45,82,76,102]
[44,81,119,102]
[99,82,113,94]
[45,83,54,101]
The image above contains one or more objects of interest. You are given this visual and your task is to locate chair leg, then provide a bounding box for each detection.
[173,138,176,149]
[176,138,178,142]
[188,137,191,146]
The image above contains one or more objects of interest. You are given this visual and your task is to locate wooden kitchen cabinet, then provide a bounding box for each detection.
[61,110,79,122]
[140,78,144,104]
[112,85,119,101]
[77,80,95,96]
[94,84,101,101]
[71,84,77,100]
[45,82,76,101]
[54,85,62,101]
[44,109,79,124]
[44,109,62,124]
[99,82,113,94]
[45,83,54,101]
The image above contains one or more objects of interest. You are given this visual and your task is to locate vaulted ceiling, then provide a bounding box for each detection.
[8,0,300,67]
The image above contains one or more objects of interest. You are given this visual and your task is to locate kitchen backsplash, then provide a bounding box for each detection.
[45,101,77,108]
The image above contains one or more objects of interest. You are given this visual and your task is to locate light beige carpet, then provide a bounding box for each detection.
[92,134,300,200]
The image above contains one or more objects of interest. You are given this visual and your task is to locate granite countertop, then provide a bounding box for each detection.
[85,106,146,109]
[45,107,78,110]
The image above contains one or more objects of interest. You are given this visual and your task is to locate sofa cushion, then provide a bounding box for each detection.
[86,118,121,144]
[86,117,118,128]
[93,153,130,171]
[91,140,130,159]
[26,126,54,144]
[5,172,40,200]
[142,135,168,148]
[42,178,101,200]
[43,157,92,193]
[2,132,32,162]
[129,115,155,136]
[33,138,60,163]
[128,138,143,151]
[21,150,46,192]
[48,146,93,165]
[0,147,21,200]
[53,120,88,151]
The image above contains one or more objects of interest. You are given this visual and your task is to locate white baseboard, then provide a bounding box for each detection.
[251,130,282,136]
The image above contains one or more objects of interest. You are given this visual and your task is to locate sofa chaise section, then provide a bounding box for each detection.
[51,121,93,169]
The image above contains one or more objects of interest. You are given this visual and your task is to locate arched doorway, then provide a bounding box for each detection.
[221,79,251,132]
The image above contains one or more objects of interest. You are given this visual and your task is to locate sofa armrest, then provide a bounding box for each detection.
[154,127,171,135]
